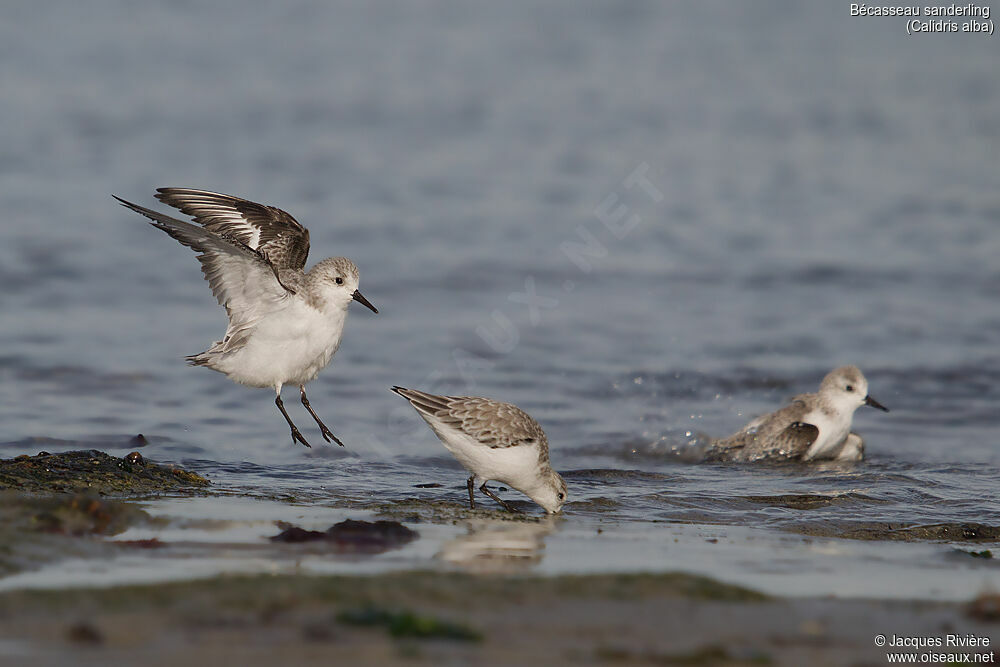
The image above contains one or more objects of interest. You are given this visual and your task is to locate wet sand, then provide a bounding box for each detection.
[2,571,998,666]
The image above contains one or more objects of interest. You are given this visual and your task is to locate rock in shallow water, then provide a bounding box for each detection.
[0,449,209,494]
[270,519,418,554]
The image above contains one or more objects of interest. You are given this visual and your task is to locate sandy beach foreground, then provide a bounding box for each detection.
[1,571,997,666]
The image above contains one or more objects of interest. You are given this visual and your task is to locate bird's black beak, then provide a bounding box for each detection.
[864,394,889,412]
[352,289,378,313]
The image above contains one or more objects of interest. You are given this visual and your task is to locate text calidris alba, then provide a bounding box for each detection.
[391,387,568,513]
[115,188,378,448]
[706,365,889,463]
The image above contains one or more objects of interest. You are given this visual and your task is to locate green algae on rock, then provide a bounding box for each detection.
[337,606,482,641]
[0,449,209,495]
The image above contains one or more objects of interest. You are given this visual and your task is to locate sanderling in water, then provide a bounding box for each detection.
[114,188,378,448]
[390,387,567,513]
[705,365,889,463]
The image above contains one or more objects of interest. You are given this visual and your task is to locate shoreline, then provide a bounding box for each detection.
[1,571,996,666]
[1,450,998,664]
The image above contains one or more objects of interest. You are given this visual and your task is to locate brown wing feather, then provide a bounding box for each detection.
[445,397,545,448]
[707,395,818,462]
[155,188,310,271]
[392,387,546,449]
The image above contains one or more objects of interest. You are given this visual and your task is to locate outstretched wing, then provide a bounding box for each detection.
[391,387,546,449]
[115,195,290,348]
[154,188,310,271]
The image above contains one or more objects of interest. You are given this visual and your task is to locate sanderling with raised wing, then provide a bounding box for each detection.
[390,387,567,513]
[705,365,889,463]
[114,188,378,448]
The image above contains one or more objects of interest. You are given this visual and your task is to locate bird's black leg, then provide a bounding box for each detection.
[299,386,345,447]
[275,394,311,448]
[480,483,521,513]
[467,476,476,510]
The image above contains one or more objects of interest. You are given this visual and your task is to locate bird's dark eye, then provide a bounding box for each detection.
[845,384,854,392]
[557,492,565,500]
[335,277,344,285]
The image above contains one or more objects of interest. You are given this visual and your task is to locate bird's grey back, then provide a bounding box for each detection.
[393,388,549,459]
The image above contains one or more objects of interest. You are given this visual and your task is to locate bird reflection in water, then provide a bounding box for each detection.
[437,517,557,574]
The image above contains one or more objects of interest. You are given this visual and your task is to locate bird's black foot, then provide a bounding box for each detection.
[276,393,312,448]
[300,386,346,447]
[289,425,312,448]
[316,422,345,447]
[480,483,521,513]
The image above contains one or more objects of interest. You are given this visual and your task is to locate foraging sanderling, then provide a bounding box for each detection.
[706,365,889,463]
[115,188,378,448]
[390,387,568,513]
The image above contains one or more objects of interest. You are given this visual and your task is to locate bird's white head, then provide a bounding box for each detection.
[819,365,888,416]
[310,257,378,314]
[527,469,568,514]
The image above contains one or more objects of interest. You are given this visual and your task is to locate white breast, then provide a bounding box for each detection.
[802,409,852,461]
[217,299,348,389]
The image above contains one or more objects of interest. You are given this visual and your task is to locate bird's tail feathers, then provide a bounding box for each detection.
[390,386,452,417]
[186,352,212,367]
